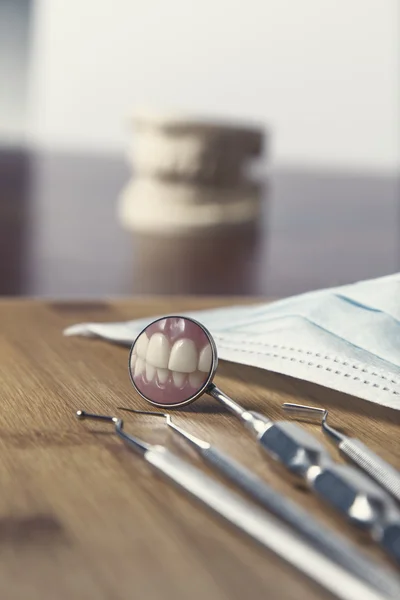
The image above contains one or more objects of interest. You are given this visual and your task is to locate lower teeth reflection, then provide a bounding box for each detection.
[145,363,156,382]
[132,355,207,389]
[172,371,186,387]
[157,368,169,384]
[189,371,204,388]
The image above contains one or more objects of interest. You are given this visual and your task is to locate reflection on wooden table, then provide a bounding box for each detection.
[0,149,398,297]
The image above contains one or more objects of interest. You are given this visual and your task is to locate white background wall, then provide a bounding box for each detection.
[21,0,400,170]
[0,0,31,144]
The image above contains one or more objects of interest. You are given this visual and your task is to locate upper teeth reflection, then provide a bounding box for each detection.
[168,339,198,373]
[133,332,212,389]
[136,332,149,359]
[134,357,145,377]
[146,333,170,368]
[198,345,212,373]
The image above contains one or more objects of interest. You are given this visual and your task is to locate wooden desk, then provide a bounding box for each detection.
[0,297,399,599]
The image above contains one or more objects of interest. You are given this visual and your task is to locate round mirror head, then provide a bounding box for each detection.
[129,316,218,407]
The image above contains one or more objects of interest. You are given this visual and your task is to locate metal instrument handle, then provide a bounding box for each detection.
[144,445,395,600]
[339,438,400,504]
[257,422,400,563]
[199,446,397,595]
[257,419,332,479]
[310,463,400,565]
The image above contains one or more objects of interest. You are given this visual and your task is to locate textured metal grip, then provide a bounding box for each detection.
[258,420,332,478]
[144,446,397,600]
[311,463,400,564]
[201,446,397,595]
[339,438,400,504]
[257,421,400,563]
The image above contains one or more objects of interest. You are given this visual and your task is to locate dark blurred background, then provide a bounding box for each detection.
[0,0,399,298]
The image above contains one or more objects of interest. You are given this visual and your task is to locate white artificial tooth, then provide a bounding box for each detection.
[134,357,145,377]
[146,363,156,382]
[136,332,149,359]
[189,371,205,389]
[168,339,198,373]
[130,353,137,370]
[198,344,212,373]
[172,371,186,387]
[146,333,170,368]
[157,368,169,384]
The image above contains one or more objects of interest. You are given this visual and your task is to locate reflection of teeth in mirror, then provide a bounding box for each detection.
[189,371,204,388]
[142,334,211,376]
[134,357,145,377]
[146,333,170,368]
[168,339,198,372]
[157,368,169,384]
[145,363,156,383]
[172,371,186,388]
[132,331,213,392]
[136,332,149,359]
[198,345,212,372]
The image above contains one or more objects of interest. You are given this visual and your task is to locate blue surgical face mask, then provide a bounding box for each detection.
[64,273,400,410]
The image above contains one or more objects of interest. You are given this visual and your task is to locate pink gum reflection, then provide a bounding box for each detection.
[145,317,210,347]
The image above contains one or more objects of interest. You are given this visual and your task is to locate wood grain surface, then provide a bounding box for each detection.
[0,297,399,600]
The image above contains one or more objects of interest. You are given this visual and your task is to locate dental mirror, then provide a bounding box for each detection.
[129,316,218,408]
[128,316,270,428]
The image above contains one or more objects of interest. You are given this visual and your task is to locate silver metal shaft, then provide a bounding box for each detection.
[283,403,400,504]
[146,445,396,600]
[165,417,400,596]
[207,384,248,418]
[77,409,400,599]
[203,393,400,562]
